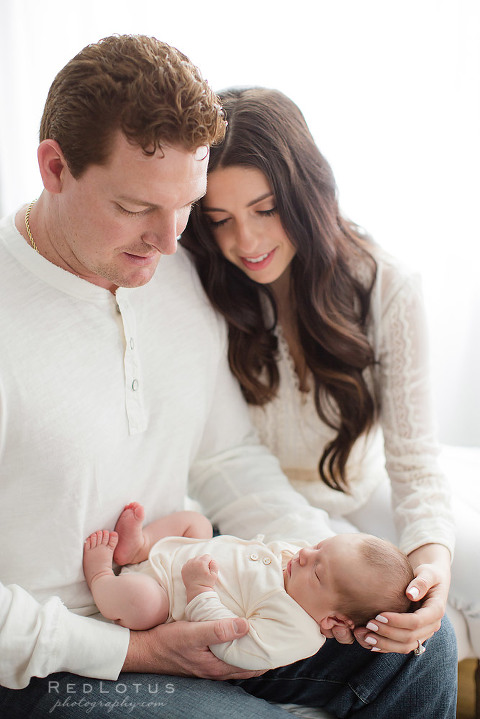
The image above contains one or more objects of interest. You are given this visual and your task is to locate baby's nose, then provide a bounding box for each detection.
[299,547,313,564]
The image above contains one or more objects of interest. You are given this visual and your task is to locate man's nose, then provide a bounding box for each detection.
[143,215,178,255]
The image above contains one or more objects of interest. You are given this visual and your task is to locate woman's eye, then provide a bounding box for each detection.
[258,207,277,217]
[206,216,229,228]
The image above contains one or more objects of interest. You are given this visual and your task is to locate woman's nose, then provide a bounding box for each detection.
[234,223,258,253]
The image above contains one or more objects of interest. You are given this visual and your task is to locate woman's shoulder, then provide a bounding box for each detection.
[367,242,422,308]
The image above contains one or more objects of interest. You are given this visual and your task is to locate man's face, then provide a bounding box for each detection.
[54,133,208,291]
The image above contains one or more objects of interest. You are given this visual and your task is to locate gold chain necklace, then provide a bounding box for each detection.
[25,200,39,253]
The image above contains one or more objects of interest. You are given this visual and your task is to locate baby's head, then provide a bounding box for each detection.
[331,534,414,627]
[284,533,414,630]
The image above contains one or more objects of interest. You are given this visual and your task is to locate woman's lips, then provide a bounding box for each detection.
[240,247,276,271]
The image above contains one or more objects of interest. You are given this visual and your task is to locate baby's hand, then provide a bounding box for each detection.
[182,554,218,603]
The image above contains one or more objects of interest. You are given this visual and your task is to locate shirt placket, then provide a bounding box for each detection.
[115,292,146,435]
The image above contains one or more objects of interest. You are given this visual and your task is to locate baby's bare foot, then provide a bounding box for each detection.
[113,502,147,565]
[83,530,118,588]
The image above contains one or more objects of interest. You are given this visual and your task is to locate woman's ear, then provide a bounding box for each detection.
[37,140,69,194]
[319,614,355,634]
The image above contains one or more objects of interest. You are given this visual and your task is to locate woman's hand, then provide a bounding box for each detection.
[354,543,452,654]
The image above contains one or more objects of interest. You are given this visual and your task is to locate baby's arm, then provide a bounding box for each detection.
[181,555,218,605]
[182,568,324,670]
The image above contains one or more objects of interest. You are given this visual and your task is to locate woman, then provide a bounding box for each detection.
[182,87,479,665]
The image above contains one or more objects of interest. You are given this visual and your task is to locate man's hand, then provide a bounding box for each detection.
[122,617,263,680]
[182,554,218,604]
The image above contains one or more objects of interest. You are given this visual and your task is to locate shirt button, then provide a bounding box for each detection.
[116,304,121,314]
[262,557,272,565]
[249,553,259,561]
[132,379,139,391]
[130,338,135,350]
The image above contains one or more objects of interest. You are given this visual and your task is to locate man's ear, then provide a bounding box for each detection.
[37,140,69,194]
[319,614,355,634]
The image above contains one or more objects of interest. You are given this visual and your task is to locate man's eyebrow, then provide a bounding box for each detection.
[116,191,206,210]
[203,192,274,213]
[191,192,207,206]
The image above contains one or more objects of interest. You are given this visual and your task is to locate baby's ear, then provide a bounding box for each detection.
[319,614,355,634]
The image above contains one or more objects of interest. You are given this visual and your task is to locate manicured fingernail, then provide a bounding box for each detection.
[366,622,378,632]
[365,636,377,645]
[408,587,420,600]
[371,647,382,652]
[375,615,388,624]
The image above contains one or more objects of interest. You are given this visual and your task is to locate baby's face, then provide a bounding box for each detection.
[284,534,367,623]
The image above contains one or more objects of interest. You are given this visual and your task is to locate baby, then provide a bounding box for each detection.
[83,503,414,670]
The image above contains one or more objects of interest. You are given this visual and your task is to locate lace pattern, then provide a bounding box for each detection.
[248,248,454,554]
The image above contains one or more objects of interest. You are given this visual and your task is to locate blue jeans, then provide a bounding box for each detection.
[237,616,458,718]
[0,617,457,718]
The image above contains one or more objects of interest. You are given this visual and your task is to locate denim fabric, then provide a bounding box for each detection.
[0,673,294,718]
[0,617,457,718]
[236,616,458,718]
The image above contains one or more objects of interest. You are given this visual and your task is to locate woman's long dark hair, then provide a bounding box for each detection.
[182,88,377,492]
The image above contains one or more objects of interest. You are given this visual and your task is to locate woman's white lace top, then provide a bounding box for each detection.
[248,248,455,555]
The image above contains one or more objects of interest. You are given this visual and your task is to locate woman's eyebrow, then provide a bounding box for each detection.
[203,192,274,213]
[246,192,274,207]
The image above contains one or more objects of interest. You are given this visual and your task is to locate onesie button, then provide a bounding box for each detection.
[249,553,259,561]
[262,557,272,565]
[132,379,139,391]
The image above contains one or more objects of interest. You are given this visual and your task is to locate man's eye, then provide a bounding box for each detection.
[117,205,148,217]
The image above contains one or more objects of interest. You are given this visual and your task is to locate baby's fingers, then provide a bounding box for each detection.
[208,557,219,575]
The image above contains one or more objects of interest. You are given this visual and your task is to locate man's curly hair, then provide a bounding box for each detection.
[40,34,226,177]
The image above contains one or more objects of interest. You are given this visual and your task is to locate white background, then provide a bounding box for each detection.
[1,0,479,445]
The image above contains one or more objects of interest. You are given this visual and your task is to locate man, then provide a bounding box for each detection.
[0,35,457,718]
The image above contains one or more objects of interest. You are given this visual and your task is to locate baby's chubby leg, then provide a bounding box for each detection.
[113,501,213,567]
[113,502,149,566]
[83,529,169,630]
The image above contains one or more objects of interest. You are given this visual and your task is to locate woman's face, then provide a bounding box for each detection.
[202,166,296,285]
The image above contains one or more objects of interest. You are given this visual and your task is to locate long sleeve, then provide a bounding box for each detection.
[372,260,455,555]
[185,589,324,671]
[0,583,129,689]
[188,333,334,546]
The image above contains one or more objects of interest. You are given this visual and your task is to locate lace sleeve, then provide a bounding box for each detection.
[373,264,455,555]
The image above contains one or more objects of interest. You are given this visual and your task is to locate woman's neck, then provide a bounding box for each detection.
[269,269,309,391]
[269,267,293,323]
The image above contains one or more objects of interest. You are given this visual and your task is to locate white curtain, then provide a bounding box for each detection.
[1,0,479,445]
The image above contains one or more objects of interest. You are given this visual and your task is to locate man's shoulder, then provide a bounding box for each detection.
[142,245,227,341]
[0,212,25,285]
[151,245,200,289]
[149,245,219,314]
